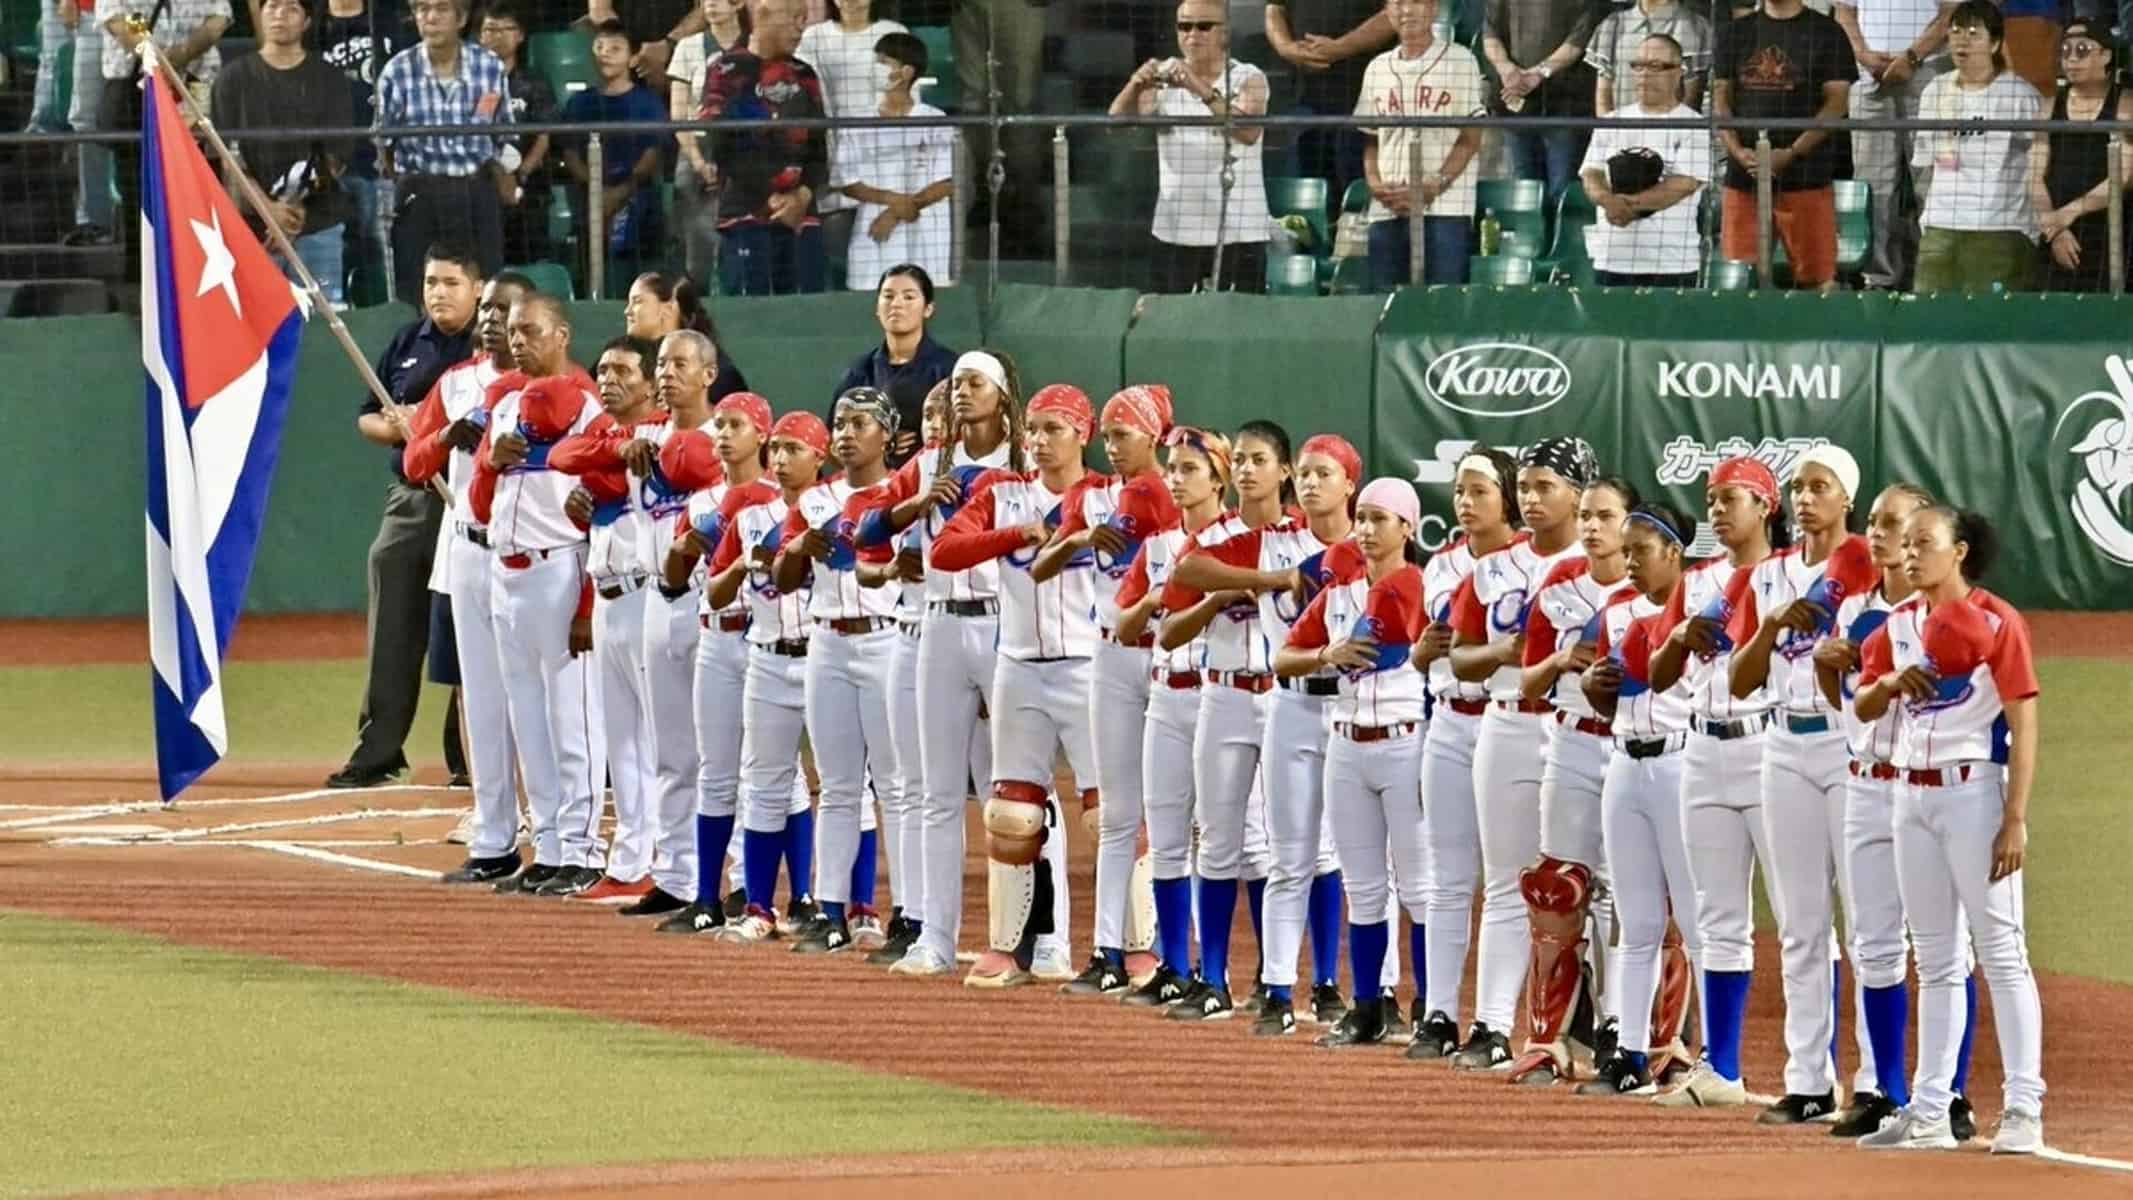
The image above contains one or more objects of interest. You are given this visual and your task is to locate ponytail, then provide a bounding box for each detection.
[1927,505,2000,581]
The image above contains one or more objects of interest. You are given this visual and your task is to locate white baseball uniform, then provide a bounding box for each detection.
[631,421,717,905]
[1830,585,1909,996]
[688,477,781,901]
[712,491,815,841]
[1420,536,1486,1025]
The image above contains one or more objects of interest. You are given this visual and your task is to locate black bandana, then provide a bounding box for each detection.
[1519,437,1598,488]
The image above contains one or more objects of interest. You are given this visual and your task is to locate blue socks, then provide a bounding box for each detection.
[1409,919,1428,1003]
[742,827,780,913]
[822,899,846,924]
[1308,871,1343,987]
[696,813,736,904]
[783,807,815,902]
[1246,876,1266,944]
[1267,983,1293,1005]
[1153,876,1193,978]
[1954,973,1979,1095]
[1862,982,1911,1106]
[1102,946,1124,968]
[850,828,878,910]
[1350,920,1390,1003]
[1704,969,1753,1082]
[1196,876,1239,991]
[1625,1049,1650,1074]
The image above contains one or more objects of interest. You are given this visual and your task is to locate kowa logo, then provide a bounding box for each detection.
[1657,361,1845,402]
[1423,343,1572,417]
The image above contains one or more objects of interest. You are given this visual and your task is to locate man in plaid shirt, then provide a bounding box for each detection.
[375,0,513,301]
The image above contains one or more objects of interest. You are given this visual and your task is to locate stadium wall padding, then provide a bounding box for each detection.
[8,288,2131,619]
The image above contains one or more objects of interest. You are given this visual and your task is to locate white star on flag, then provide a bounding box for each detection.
[191,211,242,317]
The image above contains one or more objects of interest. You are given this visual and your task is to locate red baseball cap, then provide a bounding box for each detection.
[517,376,583,442]
[1922,599,1996,679]
[659,428,723,491]
[1112,472,1179,537]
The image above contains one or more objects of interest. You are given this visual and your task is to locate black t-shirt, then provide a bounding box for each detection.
[211,53,357,235]
[620,0,695,49]
[316,1,406,176]
[1713,6,1855,191]
[505,64,560,194]
[1275,0,1385,112]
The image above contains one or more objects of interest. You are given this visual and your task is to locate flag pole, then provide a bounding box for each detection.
[137,43,452,506]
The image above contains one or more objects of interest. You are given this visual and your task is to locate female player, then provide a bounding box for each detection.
[1509,474,1640,1083]
[1445,437,1596,1070]
[930,384,1104,987]
[1035,385,1178,996]
[1579,502,1702,1096]
[1114,426,1231,1008]
[1252,434,1363,1036]
[1275,479,1431,1048]
[1159,421,1298,1022]
[770,389,905,954]
[1647,456,1787,1109]
[622,271,750,401]
[1725,446,1882,1123]
[1413,448,1521,1059]
[1854,508,2044,1155]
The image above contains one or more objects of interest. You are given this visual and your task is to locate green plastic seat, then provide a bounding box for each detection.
[1834,178,1871,276]
[1266,253,1321,295]
[1494,228,1542,260]
[528,31,595,100]
[1340,177,1370,215]
[514,260,577,301]
[1536,184,1598,286]
[1474,177,1547,251]
[1325,255,1370,294]
[912,26,957,110]
[1265,176,1332,255]
[1467,255,1535,286]
[1706,259,1755,291]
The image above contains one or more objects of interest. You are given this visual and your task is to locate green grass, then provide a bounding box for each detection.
[0,913,1187,1198]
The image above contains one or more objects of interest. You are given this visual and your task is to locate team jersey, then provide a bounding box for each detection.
[469,375,603,558]
[932,469,1105,661]
[1286,564,1428,727]
[1120,526,1202,675]
[624,420,715,582]
[1724,535,1876,718]
[1451,534,1586,703]
[865,440,1015,604]
[1831,586,1904,765]
[1160,510,1296,674]
[713,491,811,644]
[553,410,673,586]
[689,477,777,618]
[1858,589,2038,770]
[1653,555,1771,722]
[402,353,502,594]
[1595,591,1692,738]
[1052,469,1180,633]
[778,475,898,622]
[1422,536,1486,703]
[1522,557,1634,720]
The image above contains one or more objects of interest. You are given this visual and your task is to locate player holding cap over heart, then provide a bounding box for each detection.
[1852,507,2046,1155]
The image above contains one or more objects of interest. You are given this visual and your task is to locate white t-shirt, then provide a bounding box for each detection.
[796,18,909,215]
[1152,59,1273,248]
[669,28,740,103]
[1915,72,2043,233]
[1579,102,1710,275]
[837,101,956,288]
[1354,38,1488,222]
[1845,0,1948,61]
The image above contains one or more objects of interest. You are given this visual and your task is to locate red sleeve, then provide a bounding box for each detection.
[1984,597,2039,701]
[468,428,499,526]
[548,414,624,475]
[1371,568,1425,640]
[1724,561,1762,647]
[1159,534,1206,612]
[1522,599,1560,666]
[709,512,746,574]
[1321,539,1367,583]
[1198,526,1265,570]
[1857,625,1894,688]
[844,489,895,564]
[1054,478,1096,538]
[1651,570,1693,644]
[575,577,594,621]
[1116,550,1153,609]
[1285,588,1333,650]
[928,480,1022,571]
[1618,616,1657,685]
[1448,574,1485,640]
[399,378,452,483]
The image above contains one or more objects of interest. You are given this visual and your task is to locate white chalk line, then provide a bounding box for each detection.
[233,841,443,880]
[0,785,459,832]
[2036,1146,2133,1173]
[48,807,465,845]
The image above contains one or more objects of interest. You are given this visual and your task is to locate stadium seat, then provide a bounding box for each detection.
[1266,253,1321,295]
[529,31,595,99]
[1340,177,1369,216]
[1468,255,1535,286]
[1834,178,1871,277]
[514,260,577,301]
[1474,177,1546,249]
[1537,184,1597,286]
[1265,175,1331,255]
[1494,228,1542,260]
[912,26,957,110]
[1705,258,1755,290]
[1325,255,1370,295]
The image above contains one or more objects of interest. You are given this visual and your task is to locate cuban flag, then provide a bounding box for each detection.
[142,71,304,800]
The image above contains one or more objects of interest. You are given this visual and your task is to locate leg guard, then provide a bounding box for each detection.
[1126,848,1157,953]
[1649,916,1695,1074]
[1511,856,1593,1081]
[984,781,1051,955]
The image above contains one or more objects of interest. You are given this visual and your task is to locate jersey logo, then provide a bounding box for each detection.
[504,422,556,473]
[1490,588,1530,635]
[637,465,690,519]
[747,521,784,599]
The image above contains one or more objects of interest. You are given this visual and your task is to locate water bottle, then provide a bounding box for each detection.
[1479,208,1502,257]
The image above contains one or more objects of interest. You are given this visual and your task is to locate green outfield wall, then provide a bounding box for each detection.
[7,287,2129,618]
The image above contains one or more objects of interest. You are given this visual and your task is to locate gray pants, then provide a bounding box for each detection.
[675,157,721,285]
[72,23,113,229]
[346,480,447,774]
[953,0,1047,212]
[1849,63,1939,289]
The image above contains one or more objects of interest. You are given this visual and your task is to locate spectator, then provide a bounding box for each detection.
[27,0,74,132]
[700,0,829,295]
[1111,0,1273,294]
[837,32,956,290]
[212,0,357,306]
[833,263,957,464]
[952,0,1047,252]
[670,0,750,282]
[589,0,698,91]
[623,271,754,401]
[2000,0,2062,95]
[374,0,514,303]
[1911,1,2041,291]
[101,0,234,254]
[318,0,404,300]
[56,0,116,248]
[563,19,670,291]
[479,3,559,265]
[1835,0,1950,289]
[797,0,907,279]
[1588,0,1711,113]
[1264,0,1394,194]
[329,242,481,790]
[1356,0,1485,288]
[2032,18,2131,292]
[1711,0,1854,290]
[1483,0,1599,207]
[1579,33,1710,285]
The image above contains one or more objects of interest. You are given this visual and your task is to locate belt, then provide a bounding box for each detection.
[1906,763,1985,788]
[498,547,567,570]
[1102,626,1155,650]
[1782,712,1833,736]
[1622,732,1687,759]
[1447,698,1488,717]
[825,616,894,636]
[1153,668,1202,689]
[1280,676,1341,697]
[898,617,922,637]
[1849,760,1899,781]
[1697,713,1770,740]
[752,638,809,658]
[930,599,997,617]
[1494,698,1554,716]
[596,575,649,600]
[1022,655,1081,664]
[700,612,751,633]
[1335,720,1419,743]
[457,523,488,548]
[1555,710,1613,738]
[1206,669,1273,694]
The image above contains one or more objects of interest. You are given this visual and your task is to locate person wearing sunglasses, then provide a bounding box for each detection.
[1578,34,1710,287]
[2031,18,2133,292]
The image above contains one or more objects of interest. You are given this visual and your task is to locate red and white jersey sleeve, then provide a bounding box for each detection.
[583,412,671,585]
[1055,473,1131,631]
[1455,535,1584,702]
[1422,538,1483,702]
[1862,589,2039,770]
[718,493,811,642]
[1291,565,1429,727]
[900,441,1014,605]
[433,356,500,530]
[1255,518,1331,652]
[625,419,711,577]
[1661,556,1771,722]
[781,476,898,623]
[1599,592,1692,738]
[1730,535,1871,717]
[692,478,777,617]
[1139,528,1203,674]
[484,378,602,558]
[1164,511,1276,673]
[940,471,1100,661]
[1523,557,1632,719]
[1832,587,1902,765]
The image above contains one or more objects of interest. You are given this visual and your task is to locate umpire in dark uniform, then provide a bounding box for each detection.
[327,242,479,788]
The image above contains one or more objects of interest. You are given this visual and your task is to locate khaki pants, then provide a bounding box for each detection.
[1914,227,2036,293]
